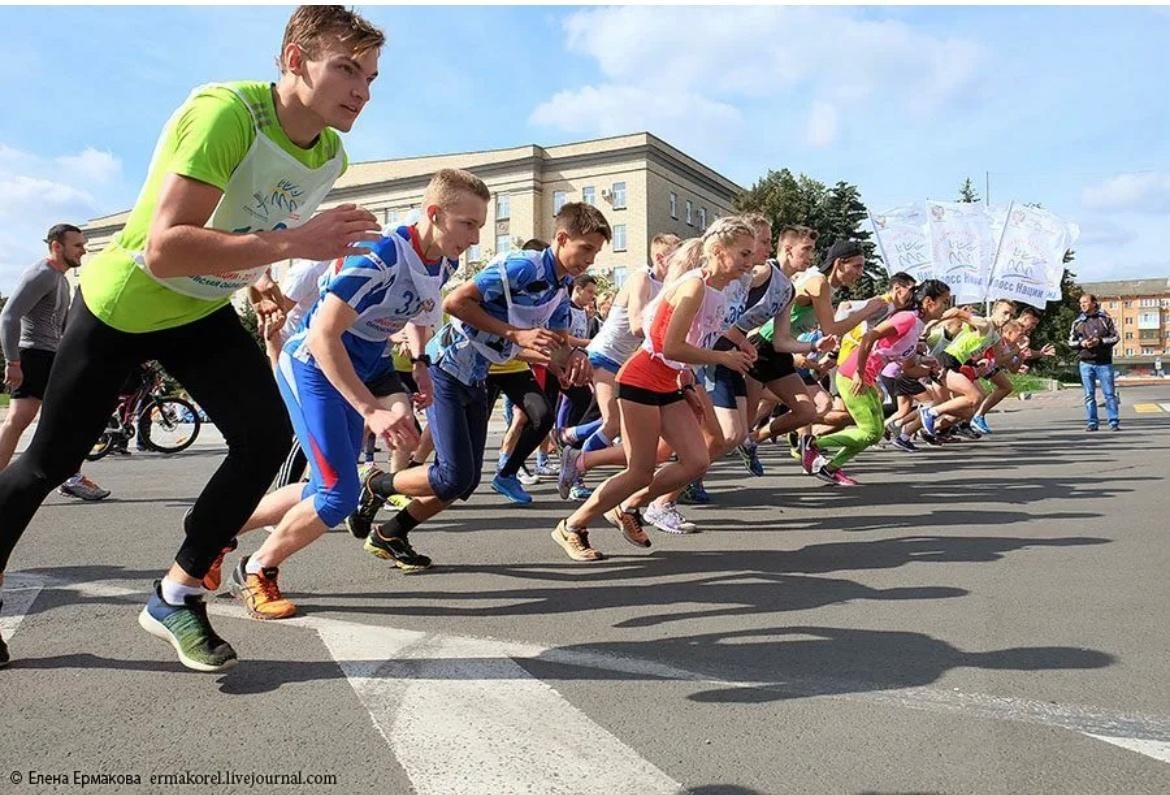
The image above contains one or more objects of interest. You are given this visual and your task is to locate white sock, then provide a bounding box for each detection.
[160,577,203,606]
[245,556,267,576]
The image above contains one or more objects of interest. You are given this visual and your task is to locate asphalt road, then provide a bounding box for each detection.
[3,387,1170,794]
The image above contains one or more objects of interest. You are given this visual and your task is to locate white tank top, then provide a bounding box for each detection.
[587,266,663,364]
[641,269,727,371]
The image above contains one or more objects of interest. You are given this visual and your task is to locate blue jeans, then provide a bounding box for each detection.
[1079,361,1119,427]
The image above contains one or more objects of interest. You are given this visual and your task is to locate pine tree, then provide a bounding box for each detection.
[958,178,981,203]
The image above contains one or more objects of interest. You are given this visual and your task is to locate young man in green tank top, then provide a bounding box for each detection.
[0,6,384,673]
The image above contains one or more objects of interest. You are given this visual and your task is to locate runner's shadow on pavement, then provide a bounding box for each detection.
[525,625,1114,705]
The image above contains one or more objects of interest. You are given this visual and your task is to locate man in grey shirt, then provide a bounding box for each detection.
[0,224,109,500]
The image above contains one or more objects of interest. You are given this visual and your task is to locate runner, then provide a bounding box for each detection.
[806,279,952,485]
[552,218,756,562]
[0,5,385,672]
[222,168,482,620]
[346,203,607,569]
[0,224,110,501]
[915,306,1002,441]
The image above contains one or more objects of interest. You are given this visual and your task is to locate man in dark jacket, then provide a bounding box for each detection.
[1068,293,1120,431]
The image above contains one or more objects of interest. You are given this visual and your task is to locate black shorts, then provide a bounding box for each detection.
[398,370,419,394]
[936,351,963,374]
[881,374,927,397]
[711,364,747,409]
[365,369,407,398]
[747,336,797,384]
[10,348,55,400]
[617,382,685,407]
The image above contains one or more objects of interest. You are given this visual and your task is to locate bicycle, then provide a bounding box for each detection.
[87,365,202,461]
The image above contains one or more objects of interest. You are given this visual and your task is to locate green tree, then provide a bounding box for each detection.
[734,169,884,299]
[958,177,981,203]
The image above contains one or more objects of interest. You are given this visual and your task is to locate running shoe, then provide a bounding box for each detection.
[812,464,839,485]
[918,406,938,437]
[736,442,765,477]
[387,494,413,510]
[891,435,919,453]
[558,447,582,500]
[491,472,533,504]
[971,415,992,435]
[551,520,604,562]
[644,502,698,534]
[689,480,712,504]
[201,537,239,591]
[228,557,296,620]
[516,466,540,487]
[788,432,802,460]
[831,469,860,486]
[919,431,942,446]
[347,466,387,539]
[364,530,432,571]
[604,506,652,548]
[534,459,560,477]
[138,580,237,672]
[954,422,982,440]
[569,480,593,501]
[1110,424,1120,432]
[801,439,821,475]
[1085,424,1098,432]
[58,474,110,501]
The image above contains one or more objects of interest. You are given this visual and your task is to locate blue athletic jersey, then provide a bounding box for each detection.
[430,247,572,385]
[286,225,456,382]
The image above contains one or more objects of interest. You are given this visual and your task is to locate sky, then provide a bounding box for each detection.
[1,4,1168,291]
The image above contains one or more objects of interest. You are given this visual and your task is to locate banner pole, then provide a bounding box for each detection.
[985,200,1013,314]
[867,209,896,278]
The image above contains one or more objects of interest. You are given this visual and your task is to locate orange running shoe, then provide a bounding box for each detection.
[228,556,296,620]
[201,538,239,591]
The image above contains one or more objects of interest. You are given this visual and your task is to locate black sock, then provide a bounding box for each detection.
[378,509,420,540]
[370,472,398,498]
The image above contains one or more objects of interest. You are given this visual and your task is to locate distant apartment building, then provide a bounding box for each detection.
[1079,277,1170,373]
[81,132,743,296]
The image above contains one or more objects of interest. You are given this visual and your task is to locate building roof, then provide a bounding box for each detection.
[1079,277,1170,297]
[83,131,743,232]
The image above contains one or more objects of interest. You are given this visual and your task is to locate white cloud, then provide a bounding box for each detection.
[805,102,839,149]
[1081,172,1170,214]
[0,143,124,289]
[536,6,985,150]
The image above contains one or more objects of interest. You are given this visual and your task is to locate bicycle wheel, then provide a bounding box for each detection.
[140,397,201,453]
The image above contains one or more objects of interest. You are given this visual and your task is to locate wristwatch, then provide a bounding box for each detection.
[411,354,432,366]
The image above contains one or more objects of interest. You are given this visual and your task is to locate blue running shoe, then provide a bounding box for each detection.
[971,415,992,435]
[918,405,938,437]
[680,480,712,505]
[737,442,765,477]
[569,481,593,500]
[138,581,237,672]
[491,473,533,504]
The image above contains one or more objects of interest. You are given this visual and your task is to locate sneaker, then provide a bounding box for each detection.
[689,480,712,504]
[954,423,982,441]
[813,464,840,485]
[801,439,821,475]
[971,415,992,435]
[491,473,533,504]
[347,466,387,539]
[516,466,540,487]
[891,435,919,453]
[920,431,942,446]
[644,501,698,534]
[201,537,239,591]
[364,530,432,572]
[788,432,802,460]
[736,442,765,477]
[551,520,604,562]
[1085,424,1098,432]
[604,506,652,548]
[387,494,412,510]
[918,406,938,437]
[534,459,559,477]
[678,482,706,506]
[138,580,238,672]
[1110,424,1120,432]
[228,557,296,620]
[58,474,110,501]
[569,481,593,501]
[831,468,860,486]
[558,447,582,500]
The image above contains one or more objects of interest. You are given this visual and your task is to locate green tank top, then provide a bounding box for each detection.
[945,325,1000,363]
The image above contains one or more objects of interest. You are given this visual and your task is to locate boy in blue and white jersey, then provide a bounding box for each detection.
[220,168,489,620]
[348,202,611,569]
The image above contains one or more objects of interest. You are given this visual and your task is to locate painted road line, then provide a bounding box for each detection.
[1133,403,1163,414]
[1159,403,1170,413]
[20,574,1170,772]
[0,573,44,641]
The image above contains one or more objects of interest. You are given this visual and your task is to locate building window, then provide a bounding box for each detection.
[496,193,510,220]
[613,224,627,252]
[612,266,628,288]
[1126,348,1134,356]
[1125,317,1134,325]
[1140,298,1159,307]
[582,186,595,206]
[554,191,567,214]
[1139,311,1160,328]
[698,207,707,230]
[685,200,693,226]
[496,233,512,257]
[466,244,481,264]
[1107,301,1117,309]
[1125,332,1134,340]
[670,192,677,219]
[611,181,627,209]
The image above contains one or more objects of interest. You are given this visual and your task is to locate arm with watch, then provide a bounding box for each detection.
[401,320,435,409]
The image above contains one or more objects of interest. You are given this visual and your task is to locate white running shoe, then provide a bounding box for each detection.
[644,501,698,534]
